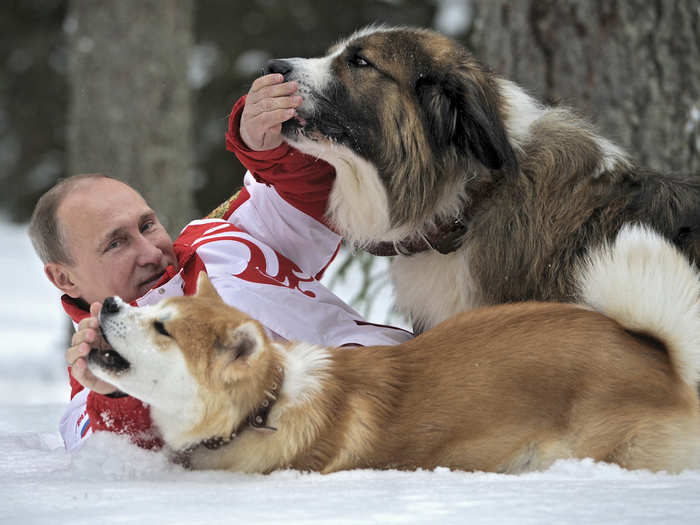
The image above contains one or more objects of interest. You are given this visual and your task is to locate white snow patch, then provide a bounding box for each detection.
[0,218,68,404]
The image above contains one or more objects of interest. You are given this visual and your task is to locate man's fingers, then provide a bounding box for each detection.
[67,303,118,395]
[76,316,98,331]
[241,76,300,151]
[66,342,90,366]
[246,80,299,106]
[246,107,297,130]
[72,361,98,389]
[241,108,296,151]
[71,327,95,347]
[250,73,284,91]
[71,356,88,375]
[248,73,285,95]
[265,124,284,143]
[90,301,102,318]
[71,358,117,395]
[244,95,302,119]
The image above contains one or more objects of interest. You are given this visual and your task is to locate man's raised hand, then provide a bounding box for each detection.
[240,74,302,151]
[65,301,119,396]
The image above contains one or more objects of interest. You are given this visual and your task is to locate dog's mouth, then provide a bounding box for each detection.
[88,346,131,374]
[281,114,349,146]
[293,113,308,127]
[281,115,306,137]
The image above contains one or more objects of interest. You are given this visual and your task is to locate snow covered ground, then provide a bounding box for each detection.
[1,217,700,525]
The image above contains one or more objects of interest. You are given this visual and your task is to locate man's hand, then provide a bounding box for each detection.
[240,73,302,151]
[66,302,119,396]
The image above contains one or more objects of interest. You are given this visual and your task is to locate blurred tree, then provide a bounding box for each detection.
[3,0,698,323]
[66,0,195,234]
[0,0,67,222]
[467,0,700,174]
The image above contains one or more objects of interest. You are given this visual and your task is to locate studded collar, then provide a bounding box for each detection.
[362,214,468,257]
[184,365,284,453]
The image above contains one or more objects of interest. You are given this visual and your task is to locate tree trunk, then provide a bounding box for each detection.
[66,0,195,234]
[467,0,700,174]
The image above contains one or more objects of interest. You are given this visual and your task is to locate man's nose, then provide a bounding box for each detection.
[135,236,163,266]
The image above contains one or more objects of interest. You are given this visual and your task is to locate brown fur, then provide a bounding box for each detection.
[157,275,700,474]
[273,26,700,331]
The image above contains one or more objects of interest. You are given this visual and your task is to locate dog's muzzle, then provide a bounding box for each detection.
[89,296,131,373]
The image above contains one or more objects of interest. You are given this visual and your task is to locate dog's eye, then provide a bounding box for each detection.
[154,321,171,337]
[348,54,370,68]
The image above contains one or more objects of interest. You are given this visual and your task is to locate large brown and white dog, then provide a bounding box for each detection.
[87,225,700,474]
[267,26,700,331]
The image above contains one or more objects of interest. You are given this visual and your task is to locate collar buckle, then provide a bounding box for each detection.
[182,367,284,453]
[426,217,468,255]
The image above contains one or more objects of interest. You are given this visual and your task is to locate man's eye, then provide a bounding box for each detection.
[154,321,171,337]
[106,239,122,251]
[141,221,155,233]
[348,54,370,68]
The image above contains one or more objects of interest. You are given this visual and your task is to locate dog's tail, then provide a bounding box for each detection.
[577,223,700,387]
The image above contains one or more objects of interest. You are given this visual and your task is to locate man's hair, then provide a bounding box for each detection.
[28,173,109,264]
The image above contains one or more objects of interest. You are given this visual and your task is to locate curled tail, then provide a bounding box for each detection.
[577,224,700,387]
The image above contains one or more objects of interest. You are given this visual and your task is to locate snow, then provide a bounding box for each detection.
[320,245,410,329]
[1,217,699,524]
[0,218,67,404]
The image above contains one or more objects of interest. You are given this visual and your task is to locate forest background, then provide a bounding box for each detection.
[1,0,698,319]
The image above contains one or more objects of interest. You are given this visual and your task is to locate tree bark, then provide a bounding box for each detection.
[66,0,195,234]
[467,0,700,174]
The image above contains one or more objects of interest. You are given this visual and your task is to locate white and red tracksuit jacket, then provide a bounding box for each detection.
[59,95,413,451]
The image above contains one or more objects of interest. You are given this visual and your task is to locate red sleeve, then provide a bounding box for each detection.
[68,366,161,449]
[68,368,86,399]
[86,391,161,449]
[225,95,336,224]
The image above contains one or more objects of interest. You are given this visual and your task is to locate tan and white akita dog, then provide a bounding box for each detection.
[88,225,700,474]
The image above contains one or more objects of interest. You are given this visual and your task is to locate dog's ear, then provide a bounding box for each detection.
[195,272,223,302]
[218,321,265,383]
[416,72,517,172]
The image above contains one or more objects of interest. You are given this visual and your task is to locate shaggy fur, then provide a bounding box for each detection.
[88,226,700,474]
[269,26,700,331]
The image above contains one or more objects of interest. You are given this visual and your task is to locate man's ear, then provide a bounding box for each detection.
[416,71,518,172]
[195,272,223,302]
[218,321,265,383]
[44,263,81,298]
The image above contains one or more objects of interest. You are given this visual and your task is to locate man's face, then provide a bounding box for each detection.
[51,178,178,305]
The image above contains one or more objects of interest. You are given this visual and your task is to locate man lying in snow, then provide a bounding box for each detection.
[28,74,412,450]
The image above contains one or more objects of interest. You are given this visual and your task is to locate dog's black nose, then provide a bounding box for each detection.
[265,59,293,77]
[102,297,120,315]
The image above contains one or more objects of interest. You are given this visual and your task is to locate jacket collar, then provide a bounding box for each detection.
[61,295,92,324]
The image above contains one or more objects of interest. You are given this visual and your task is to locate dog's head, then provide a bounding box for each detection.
[269,26,517,237]
[87,273,278,449]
